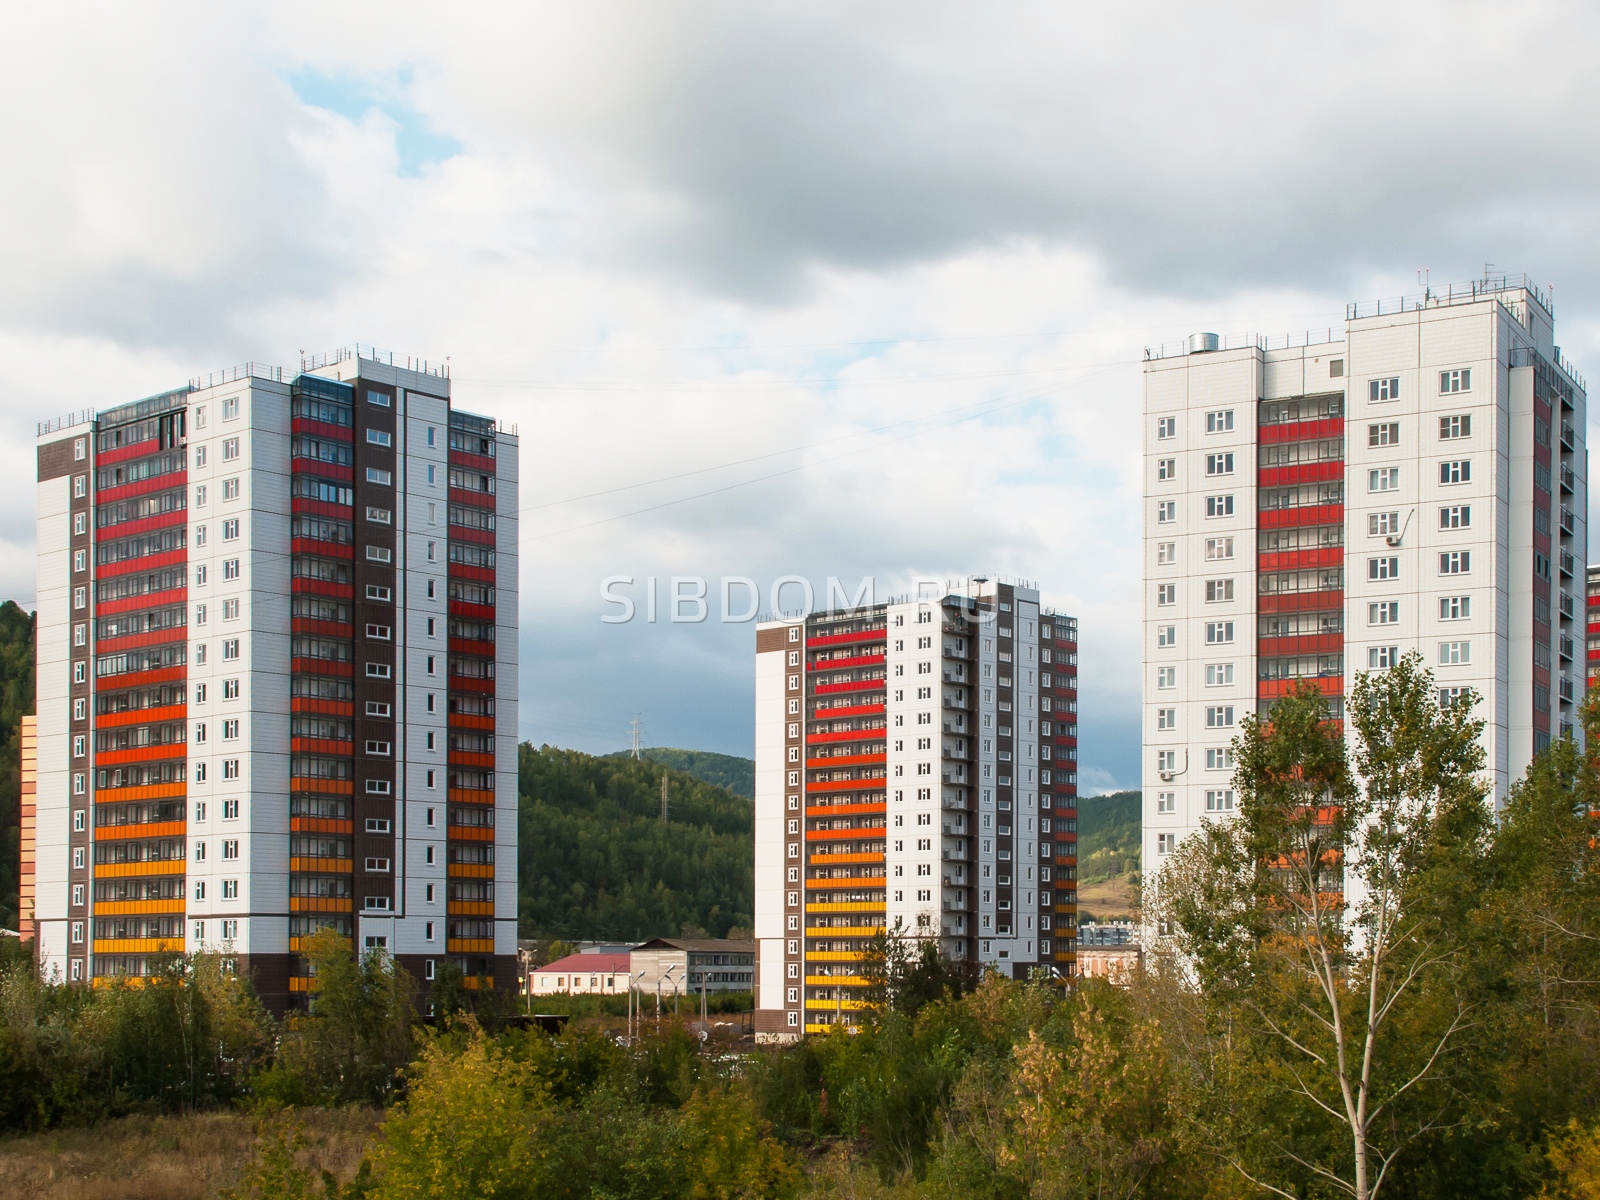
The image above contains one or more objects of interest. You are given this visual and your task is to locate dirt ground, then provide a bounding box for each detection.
[1076,874,1139,921]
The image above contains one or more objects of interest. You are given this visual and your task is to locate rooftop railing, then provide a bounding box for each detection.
[190,362,287,391]
[302,344,449,379]
[1346,273,1551,321]
[37,409,95,438]
[1145,328,1345,361]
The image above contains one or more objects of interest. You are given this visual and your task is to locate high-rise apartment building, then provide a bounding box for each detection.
[1587,565,1600,688]
[32,347,519,1010]
[1144,275,1586,872]
[752,580,1079,1040]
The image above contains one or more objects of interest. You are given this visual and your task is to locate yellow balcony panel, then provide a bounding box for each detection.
[804,925,885,938]
[447,938,495,954]
[805,1022,864,1034]
[447,864,494,878]
[804,902,886,914]
[1053,904,1078,916]
[803,998,872,1011]
[289,976,313,993]
[93,938,184,954]
[94,899,185,916]
[446,901,495,916]
[804,950,870,962]
[804,975,870,988]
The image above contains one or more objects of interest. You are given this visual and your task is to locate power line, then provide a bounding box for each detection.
[520,360,1129,514]
[459,363,1101,392]
[525,364,1124,542]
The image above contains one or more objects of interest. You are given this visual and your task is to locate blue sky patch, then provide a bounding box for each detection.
[285,66,461,177]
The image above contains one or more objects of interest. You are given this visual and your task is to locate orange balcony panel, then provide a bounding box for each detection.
[808,851,886,865]
[97,704,186,729]
[93,899,186,916]
[448,864,495,878]
[807,728,888,745]
[448,788,496,805]
[95,744,187,766]
[290,857,354,873]
[805,802,887,818]
[96,820,186,841]
[94,783,187,804]
[448,751,495,769]
[291,698,356,718]
[93,861,185,878]
[447,939,495,954]
[291,737,355,756]
[447,825,494,842]
[448,713,495,731]
[99,666,186,692]
[289,897,354,913]
[290,817,355,835]
[447,901,495,916]
[807,826,887,841]
[289,778,355,795]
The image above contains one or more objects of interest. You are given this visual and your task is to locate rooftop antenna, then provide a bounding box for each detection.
[628,714,643,760]
[1417,268,1431,302]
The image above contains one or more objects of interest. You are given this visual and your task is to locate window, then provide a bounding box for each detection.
[426,540,437,561]
[1156,584,1176,606]
[195,603,208,626]
[1205,537,1233,560]
[1368,422,1400,447]
[426,427,437,447]
[72,809,84,832]
[1157,833,1176,856]
[365,818,392,833]
[223,598,239,620]
[1157,416,1177,439]
[1156,708,1176,730]
[366,429,392,447]
[426,655,437,674]
[365,780,393,795]
[1205,621,1234,644]
[1206,789,1235,812]
[366,389,391,407]
[367,585,392,601]
[72,734,85,758]
[1156,541,1176,565]
[1156,750,1177,772]
[1439,641,1470,665]
[73,511,86,535]
[74,662,86,684]
[366,468,392,486]
[1440,368,1471,393]
[223,678,239,699]
[366,663,392,679]
[1369,467,1399,492]
[1330,358,1345,378]
[1439,687,1467,710]
[195,447,206,467]
[1156,625,1176,648]
[1440,596,1470,620]
[222,719,239,739]
[74,474,86,498]
[222,638,239,660]
[426,464,436,485]
[1368,557,1399,581]
[1157,458,1176,481]
[1440,414,1471,439]
[74,549,86,572]
[1369,601,1400,625]
[74,437,86,460]
[365,740,392,756]
[1205,663,1234,686]
[1370,377,1400,401]
[221,518,239,541]
[1206,705,1235,728]
[73,586,85,610]
[223,759,239,779]
[222,839,238,859]
[1440,460,1470,484]
[223,558,239,579]
[366,506,392,524]
[223,477,239,500]
[223,799,239,819]
[195,525,208,547]
[365,857,392,873]
[1205,410,1234,433]
[195,842,206,862]
[222,396,240,420]
[1156,501,1177,523]
[366,623,392,640]
[1206,495,1235,518]
[194,722,207,744]
[366,546,392,564]
[1440,551,1471,575]
[1440,505,1470,529]
[1369,646,1400,669]
[1205,579,1234,603]
[222,437,239,461]
[1205,452,1235,476]
[1156,667,1176,689]
[1156,792,1175,813]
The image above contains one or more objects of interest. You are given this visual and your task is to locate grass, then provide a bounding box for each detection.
[0,1109,381,1200]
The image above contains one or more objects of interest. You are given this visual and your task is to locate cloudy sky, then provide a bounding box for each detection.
[3,2,1599,791]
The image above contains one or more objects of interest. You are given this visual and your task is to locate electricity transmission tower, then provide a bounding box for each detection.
[628,715,643,759]
[660,773,669,821]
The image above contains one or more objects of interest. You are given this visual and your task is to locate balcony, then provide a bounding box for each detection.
[1561,549,1576,578]
[1562,422,1577,451]
[1560,591,1576,620]
[1560,507,1577,536]
[1562,464,1576,493]
[1560,676,1575,702]
[1560,635,1575,661]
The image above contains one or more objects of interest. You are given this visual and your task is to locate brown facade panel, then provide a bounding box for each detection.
[37,436,78,482]
[756,624,792,654]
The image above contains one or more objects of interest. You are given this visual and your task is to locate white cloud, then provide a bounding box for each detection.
[4,2,1600,791]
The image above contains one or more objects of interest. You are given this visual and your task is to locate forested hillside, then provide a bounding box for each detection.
[517,744,754,940]
[1078,788,1140,885]
[0,602,34,931]
[606,747,755,798]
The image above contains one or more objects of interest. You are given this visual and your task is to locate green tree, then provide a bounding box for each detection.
[1154,657,1489,1200]
[274,930,417,1106]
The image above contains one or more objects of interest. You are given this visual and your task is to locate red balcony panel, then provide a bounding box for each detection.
[1256,547,1343,573]
[100,666,185,691]
[291,657,355,678]
[96,588,186,618]
[292,619,354,639]
[95,438,164,468]
[97,630,188,656]
[1257,590,1343,615]
[448,562,495,584]
[96,473,189,508]
[1258,461,1343,489]
[448,448,496,472]
[449,638,495,659]
[1258,417,1344,445]
[808,628,887,648]
[291,459,355,483]
[95,508,188,542]
[449,713,495,731]
[1257,677,1344,701]
[811,703,886,718]
[292,498,354,520]
[98,549,186,580]
[1258,504,1344,530]
[290,737,355,756]
[449,601,496,622]
[448,751,495,769]
[448,488,495,510]
[450,675,495,694]
[292,538,354,560]
[449,525,495,547]
[804,752,887,770]
[291,577,355,600]
[808,728,887,745]
[291,417,354,441]
[814,679,886,695]
[810,653,885,671]
[1257,633,1343,658]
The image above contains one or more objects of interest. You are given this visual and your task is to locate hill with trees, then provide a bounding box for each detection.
[605,747,754,798]
[1077,788,1140,919]
[517,744,753,941]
